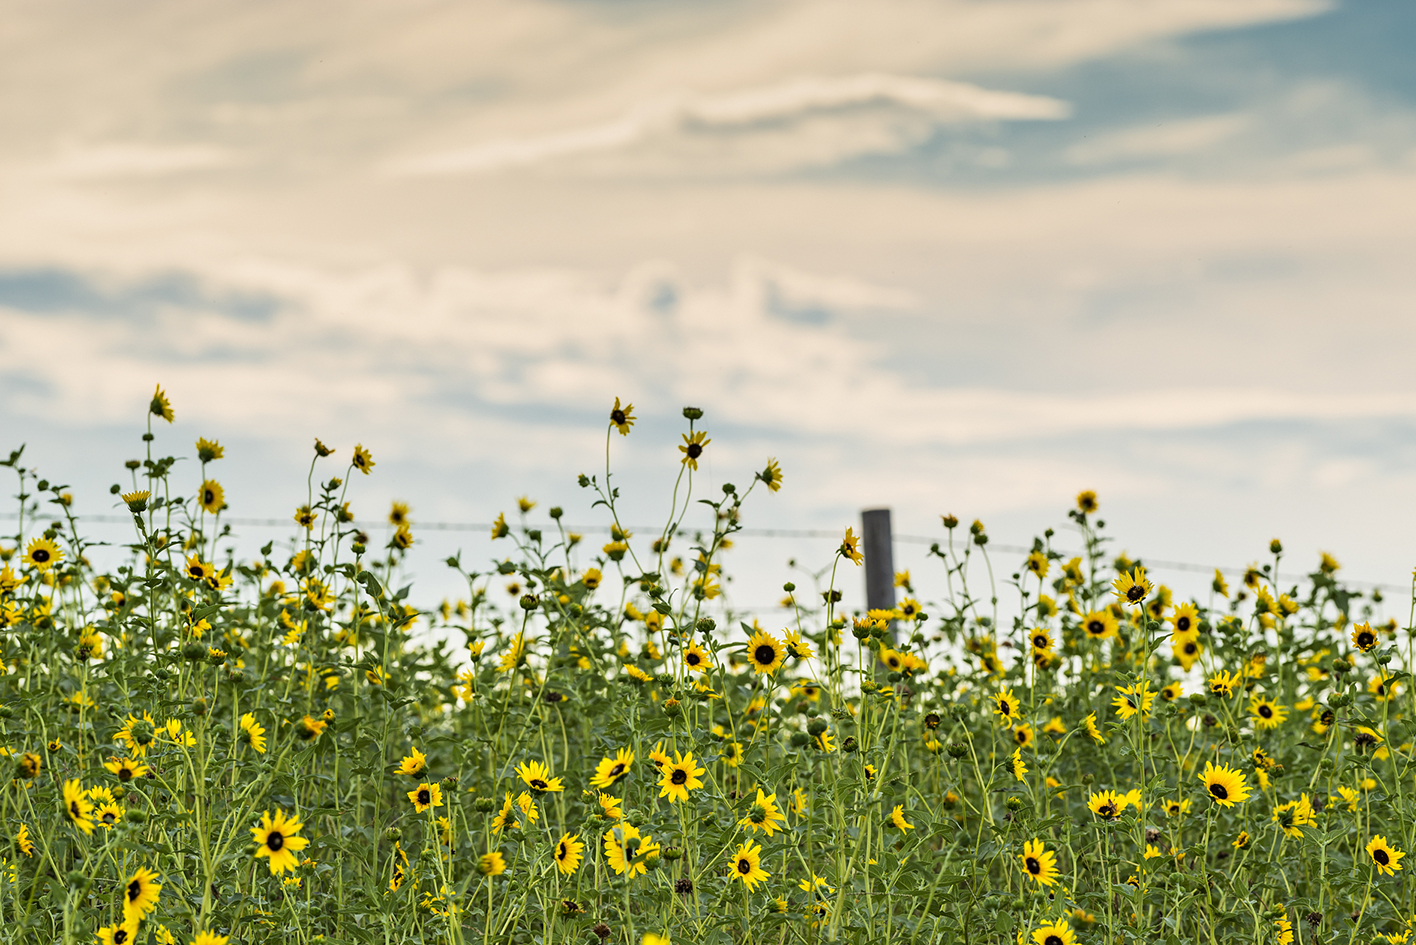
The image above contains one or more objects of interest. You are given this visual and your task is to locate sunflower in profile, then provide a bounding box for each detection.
[993,688,1021,725]
[239,714,267,754]
[478,851,507,876]
[63,779,95,835]
[728,841,770,891]
[682,642,710,673]
[758,458,783,492]
[604,823,659,877]
[1019,838,1059,886]
[296,714,327,741]
[121,866,162,922]
[1199,762,1250,808]
[745,629,785,675]
[407,782,444,813]
[1112,566,1151,605]
[609,397,635,435]
[394,747,427,778]
[23,537,62,572]
[351,443,374,474]
[516,759,564,794]
[1271,795,1314,838]
[554,833,584,874]
[252,809,309,874]
[1082,712,1105,743]
[839,527,864,565]
[1032,919,1076,945]
[658,751,706,803]
[1368,836,1405,875]
[1352,622,1379,653]
[1111,682,1155,721]
[498,632,527,673]
[738,789,786,836]
[590,748,634,790]
[678,431,710,470]
[1248,696,1288,730]
[890,805,914,831]
[1081,610,1118,641]
[198,480,225,514]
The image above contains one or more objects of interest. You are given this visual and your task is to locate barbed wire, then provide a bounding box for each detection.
[1,511,1402,592]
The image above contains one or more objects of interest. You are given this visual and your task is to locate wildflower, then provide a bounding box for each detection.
[890,805,914,831]
[683,642,710,672]
[491,513,509,539]
[728,841,769,891]
[1233,831,1250,849]
[554,833,584,874]
[408,782,444,812]
[97,921,140,945]
[739,789,786,836]
[1199,762,1250,807]
[624,664,652,683]
[23,537,62,572]
[104,757,149,782]
[253,809,309,874]
[14,823,33,857]
[604,823,660,877]
[1025,551,1049,580]
[96,802,123,828]
[63,779,95,835]
[1367,836,1405,876]
[1112,566,1151,605]
[745,628,785,674]
[121,489,150,512]
[1029,629,1053,654]
[1352,622,1378,652]
[1013,724,1034,748]
[1019,838,1059,886]
[296,714,327,741]
[478,851,508,876]
[1044,716,1067,736]
[1076,491,1098,514]
[1212,568,1230,597]
[783,628,812,659]
[1011,749,1028,781]
[1160,682,1183,702]
[121,866,162,922]
[1275,916,1295,945]
[582,567,602,590]
[1082,712,1104,743]
[352,444,375,474]
[1031,919,1075,945]
[192,933,230,945]
[1112,681,1155,721]
[1081,610,1118,641]
[643,935,670,945]
[198,479,224,514]
[397,747,428,778]
[293,505,317,529]
[650,750,705,803]
[590,748,634,789]
[758,458,783,491]
[150,384,174,422]
[1174,635,1203,670]
[498,632,527,673]
[1208,669,1241,698]
[839,527,864,565]
[516,759,564,794]
[1088,790,1123,819]
[679,431,710,469]
[1271,795,1314,838]
[1248,696,1288,730]
[993,688,1021,725]
[610,397,635,435]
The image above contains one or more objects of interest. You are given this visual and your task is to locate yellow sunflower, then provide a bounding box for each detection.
[23,537,62,572]
[993,687,1021,725]
[604,823,659,877]
[120,866,162,922]
[840,527,864,565]
[516,759,564,794]
[252,808,309,874]
[1112,566,1151,605]
[1081,610,1118,641]
[682,642,710,672]
[351,444,375,474]
[1367,836,1405,876]
[198,480,224,514]
[738,789,786,836]
[590,748,634,789]
[727,841,770,891]
[1199,762,1250,808]
[678,431,710,469]
[63,779,95,835]
[1351,622,1379,653]
[610,397,635,435]
[658,751,706,802]
[1248,696,1288,730]
[96,920,140,945]
[1019,838,1059,886]
[890,804,914,831]
[554,833,584,874]
[1032,920,1075,945]
[478,851,507,876]
[745,629,785,674]
[407,782,444,812]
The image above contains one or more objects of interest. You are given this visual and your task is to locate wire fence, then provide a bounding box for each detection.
[1,510,1402,592]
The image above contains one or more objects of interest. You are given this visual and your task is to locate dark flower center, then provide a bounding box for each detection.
[1176,616,1191,632]
[268,830,285,851]
[998,699,1011,715]
[418,790,431,805]
[1259,705,1273,718]
[70,802,81,818]
[1375,849,1390,865]
[1359,633,1375,648]
[1025,857,1040,874]
[127,879,142,901]
[1210,783,1229,800]
[754,645,777,665]
[1184,643,1197,655]
[102,812,116,824]
[531,779,548,791]
[609,763,626,778]
[1045,936,1064,945]
[687,653,701,665]
[671,769,688,785]
[1126,586,1145,602]
[1100,803,1116,817]
[114,931,129,945]
[737,858,752,875]
[611,410,626,424]
[1087,621,1104,635]
[558,842,568,859]
[204,489,216,505]
[118,767,132,782]
[1033,635,1047,648]
[686,444,702,458]
[32,549,50,563]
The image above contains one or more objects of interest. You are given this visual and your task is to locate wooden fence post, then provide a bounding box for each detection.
[861,508,895,630]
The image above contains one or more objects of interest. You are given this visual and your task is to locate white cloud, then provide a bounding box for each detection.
[386,74,1069,177]
[1066,114,1248,165]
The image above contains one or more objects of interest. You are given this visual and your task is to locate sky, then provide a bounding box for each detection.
[2,0,1415,615]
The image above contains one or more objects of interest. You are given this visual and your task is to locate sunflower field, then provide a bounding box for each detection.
[1,389,1413,945]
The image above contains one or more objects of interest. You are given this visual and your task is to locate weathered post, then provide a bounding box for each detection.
[861,508,895,627]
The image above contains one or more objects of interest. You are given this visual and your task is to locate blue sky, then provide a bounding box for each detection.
[2,0,1414,612]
